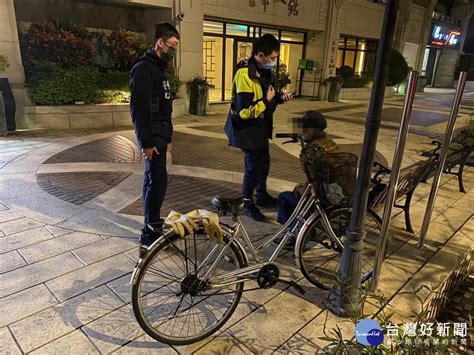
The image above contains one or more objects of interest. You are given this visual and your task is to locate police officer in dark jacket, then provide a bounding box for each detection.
[225,34,292,221]
[130,23,179,251]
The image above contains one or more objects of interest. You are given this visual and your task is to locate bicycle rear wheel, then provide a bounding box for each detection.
[297,207,381,290]
[132,231,246,345]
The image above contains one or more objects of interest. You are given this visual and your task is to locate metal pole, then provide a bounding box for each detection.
[327,0,400,317]
[371,71,419,291]
[417,71,468,249]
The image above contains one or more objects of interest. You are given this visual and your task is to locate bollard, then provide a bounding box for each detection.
[371,71,419,291]
[417,71,468,249]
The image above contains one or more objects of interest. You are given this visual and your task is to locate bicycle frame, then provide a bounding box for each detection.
[200,184,343,289]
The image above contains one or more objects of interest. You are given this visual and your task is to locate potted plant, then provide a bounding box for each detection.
[186,75,212,115]
[324,76,342,102]
[0,55,15,133]
[277,63,291,90]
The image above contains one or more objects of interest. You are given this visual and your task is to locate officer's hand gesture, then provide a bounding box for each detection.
[267,84,275,102]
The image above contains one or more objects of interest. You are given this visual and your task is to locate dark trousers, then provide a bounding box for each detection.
[143,138,168,226]
[242,147,270,201]
[277,191,299,224]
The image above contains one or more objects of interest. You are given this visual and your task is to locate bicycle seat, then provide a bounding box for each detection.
[211,196,252,216]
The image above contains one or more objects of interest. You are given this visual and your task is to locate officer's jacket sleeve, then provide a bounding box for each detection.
[234,69,267,120]
[130,62,154,149]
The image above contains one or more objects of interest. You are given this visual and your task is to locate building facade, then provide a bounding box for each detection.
[1,0,472,108]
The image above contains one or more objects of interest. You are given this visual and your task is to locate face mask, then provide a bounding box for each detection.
[163,47,177,62]
[262,61,276,70]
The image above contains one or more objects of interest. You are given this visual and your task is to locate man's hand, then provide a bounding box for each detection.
[266,84,275,102]
[167,143,173,153]
[281,92,294,103]
[142,147,159,160]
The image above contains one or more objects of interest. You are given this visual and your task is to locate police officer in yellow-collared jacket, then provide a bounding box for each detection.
[224,34,293,222]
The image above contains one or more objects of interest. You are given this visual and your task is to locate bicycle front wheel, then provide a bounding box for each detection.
[132,231,246,345]
[297,207,381,290]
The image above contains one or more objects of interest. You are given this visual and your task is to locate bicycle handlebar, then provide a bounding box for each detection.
[275,133,300,139]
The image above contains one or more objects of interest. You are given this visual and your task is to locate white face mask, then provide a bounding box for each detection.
[257,53,277,70]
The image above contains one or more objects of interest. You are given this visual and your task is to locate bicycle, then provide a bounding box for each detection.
[130,132,382,345]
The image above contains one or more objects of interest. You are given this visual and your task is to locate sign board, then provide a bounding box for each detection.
[327,38,338,76]
[429,24,461,49]
[298,59,314,70]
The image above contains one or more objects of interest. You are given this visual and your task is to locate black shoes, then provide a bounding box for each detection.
[255,193,277,208]
[242,204,266,222]
[242,194,276,222]
[139,220,164,257]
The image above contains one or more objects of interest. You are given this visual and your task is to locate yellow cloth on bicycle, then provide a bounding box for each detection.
[164,210,223,243]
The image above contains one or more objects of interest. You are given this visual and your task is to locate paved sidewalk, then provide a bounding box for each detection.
[0,95,472,354]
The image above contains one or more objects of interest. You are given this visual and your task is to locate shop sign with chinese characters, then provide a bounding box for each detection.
[249,0,299,16]
[327,38,338,76]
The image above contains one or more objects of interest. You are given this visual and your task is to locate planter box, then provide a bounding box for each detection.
[17,98,186,130]
[339,86,394,100]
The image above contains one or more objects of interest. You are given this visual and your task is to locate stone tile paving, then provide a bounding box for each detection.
[44,135,140,164]
[37,171,132,205]
[120,175,278,217]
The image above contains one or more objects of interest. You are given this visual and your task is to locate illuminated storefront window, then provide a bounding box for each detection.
[203,19,306,102]
[337,36,378,75]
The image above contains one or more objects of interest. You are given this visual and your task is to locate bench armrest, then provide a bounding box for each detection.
[372,162,391,184]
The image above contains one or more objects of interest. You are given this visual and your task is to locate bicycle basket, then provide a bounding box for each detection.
[302,151,358,206]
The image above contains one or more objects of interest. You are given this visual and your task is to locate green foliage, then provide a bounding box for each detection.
[20,21,147,73]
[338,65,355,79]
[456,54,474,81]
[187,75,212,88]
[106,29,148,71]
[388,50,409,86]
[0,55,9,73]
[341,75,372,88]
[319,281,466,354]
[20,21,95,69]
[169,75,182,97]
[26,61,129,105]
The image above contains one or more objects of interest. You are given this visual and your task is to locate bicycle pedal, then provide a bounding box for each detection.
[278,278,305,295]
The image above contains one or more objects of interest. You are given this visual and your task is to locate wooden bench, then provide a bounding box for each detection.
[368,156,438,233]
[421,130,473,193]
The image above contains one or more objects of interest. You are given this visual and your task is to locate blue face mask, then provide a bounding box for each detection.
[262,61,276,70]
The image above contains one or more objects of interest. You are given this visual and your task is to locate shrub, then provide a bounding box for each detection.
[337,65,354,79]
[169,75,182,97]
[387,50,409,86]
[456,54,474,80]
[20,21,95,69]
[0,55,9,73]
[26,61,129,105]
[106,29,148,71]
[341,75,372,88]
